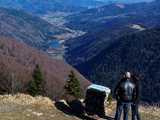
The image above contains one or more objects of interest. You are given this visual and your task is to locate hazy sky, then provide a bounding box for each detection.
[97,0,155,3]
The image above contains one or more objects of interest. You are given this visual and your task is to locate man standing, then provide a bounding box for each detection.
[114,72,136,120]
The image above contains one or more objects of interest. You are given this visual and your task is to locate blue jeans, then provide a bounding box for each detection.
[114,102,130,120]
[131,103,141,120]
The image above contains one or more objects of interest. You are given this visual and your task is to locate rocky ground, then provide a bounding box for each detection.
[0,94,159,120]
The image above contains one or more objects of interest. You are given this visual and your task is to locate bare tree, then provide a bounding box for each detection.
[0,65,22,94]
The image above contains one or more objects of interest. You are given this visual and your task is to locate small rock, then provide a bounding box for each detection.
[26,114,31,117]
[32,111,43,116]
[26,109,32,112]
[50,114,55,117]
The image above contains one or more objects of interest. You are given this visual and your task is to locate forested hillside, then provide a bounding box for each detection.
[65,0,160,65]
[0,36,90,100]
[77,28,160,103]
[0,7,67,50]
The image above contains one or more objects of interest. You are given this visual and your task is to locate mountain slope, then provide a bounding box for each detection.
[65,2,149,31]
[57,0,105,8]
[0,0,106,14]
[0,7,66,50]
[0,36,90,100]
[65,0,160,65]
[0,0,80,14]
[77,28,160,103]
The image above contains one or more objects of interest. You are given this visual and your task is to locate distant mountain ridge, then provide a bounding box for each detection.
[100,0,155,4]
[57,0,106,8]
[65,0,160,65]
[0,0,81,14]
[65,0,159,32]
[0,0,107,14]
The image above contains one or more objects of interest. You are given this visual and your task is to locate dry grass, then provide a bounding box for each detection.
[0,94,159,120]
[0,94,79,120]
[0,94,53,107]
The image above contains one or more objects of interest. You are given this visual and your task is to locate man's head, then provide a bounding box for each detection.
[124,72,131,79]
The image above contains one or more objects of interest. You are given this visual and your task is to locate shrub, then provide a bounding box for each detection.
[107,93,113,105]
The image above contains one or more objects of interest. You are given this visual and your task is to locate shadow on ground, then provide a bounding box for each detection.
[55,100,114,120]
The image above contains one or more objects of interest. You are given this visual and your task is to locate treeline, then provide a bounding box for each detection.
[0,62,82,101]
[0,37,89,100]
[0,63,46,96]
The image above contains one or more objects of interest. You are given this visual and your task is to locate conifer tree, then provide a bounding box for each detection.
[28,64,45,96]
[65,70,82,99]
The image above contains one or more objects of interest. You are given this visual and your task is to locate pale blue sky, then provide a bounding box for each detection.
[97,0,155,3]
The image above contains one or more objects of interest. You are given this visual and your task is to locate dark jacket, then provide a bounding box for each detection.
[114,78,137,102]
[132,75,140,103]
